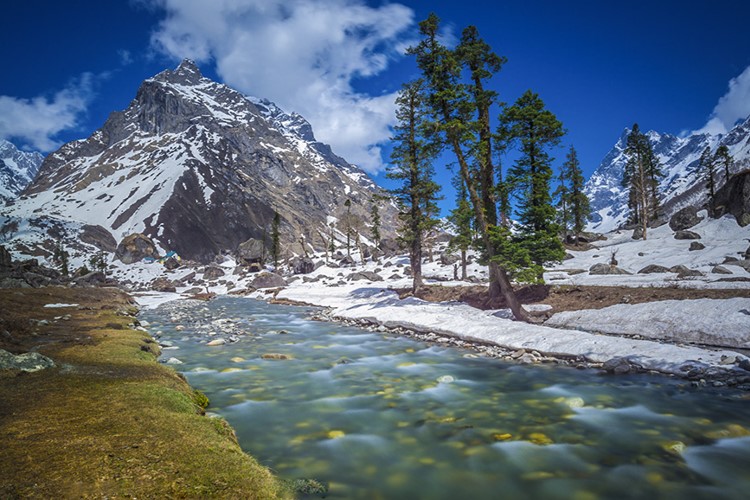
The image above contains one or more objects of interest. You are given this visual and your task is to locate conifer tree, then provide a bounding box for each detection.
[408,14,529,321]
[564,146,590,238]
[552,165,570,234]
[270,211,280,269]
[448,176,473,280]
[699,146,716,201]
[387,79,441,294]
[498,90,566,274]
[622,124,662,240]
[714,144,733,181]
[343,198,352,257]
[369,196,382,251]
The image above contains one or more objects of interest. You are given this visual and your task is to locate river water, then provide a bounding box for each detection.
[140,296,750,499]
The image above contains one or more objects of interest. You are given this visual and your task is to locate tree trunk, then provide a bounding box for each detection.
[460,249,467,280]
[411,237,423,294]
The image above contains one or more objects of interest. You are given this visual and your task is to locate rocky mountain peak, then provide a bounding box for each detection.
[0,139,44,202]
[153,58,205,87]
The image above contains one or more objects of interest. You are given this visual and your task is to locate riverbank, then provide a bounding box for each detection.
[273,284,750,387]
[0,287,290,498]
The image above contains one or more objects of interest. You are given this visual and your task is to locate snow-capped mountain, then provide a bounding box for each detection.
[6,59,394,262]
[0,140,44,202]
[585,116,750,233]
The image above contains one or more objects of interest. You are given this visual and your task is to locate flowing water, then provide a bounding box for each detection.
[140,296,750,499]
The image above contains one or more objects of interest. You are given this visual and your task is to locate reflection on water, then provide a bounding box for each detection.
[140,297,750,499]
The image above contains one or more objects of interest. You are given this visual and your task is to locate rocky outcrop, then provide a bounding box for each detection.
[115,233,159,264]
[237,238,267,264]
[674,230,701,240]
[151,276,177,292]
[0,245,11,269]
[638,264,670,274]
[203,265,225,280]
[589,263,631,275]
[712,170,750,226]
[0,350,55,372]
[80,225,117,252]
[289,256,314,275]
[669,206,703,231]
[347,271,384,282]
[250,272,286,289]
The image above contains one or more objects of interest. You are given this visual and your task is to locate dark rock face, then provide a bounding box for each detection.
[674,230,701,240]
[669,206,703,231]
[0,245,11,269]
[250,272,286,289]
[290,256,314,275]
[115,233,159,264]
[638,264,671,274]
[80,225,117,252]
[712,170,750,226]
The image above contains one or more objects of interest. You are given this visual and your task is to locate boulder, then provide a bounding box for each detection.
[631,226,644,240]
[151,276,177,292]
[115,233,159,264]
[602,357,641,375]
[589,263,632,275]
[237,238,267,264]
[724,259,750,272]
[440,252,459,266]
[745,245,750,260]
[379,238,401,257]
[0,245,12,270]
[674,230,701,240]
[689,241,705,251]
[290,256,315,275]
[677,269,704,278]
[338,255,355,267]
[250,272,286,289]
[638,264,671,274]
[163,256,181,270]
[203,265,225,280]
[669,206,703,231]
[347,271,384,282]
[0,350,55,372]
[73,271,107,287]
[711,265,732,275]
[248,262,262,273]
[80,224,117,252]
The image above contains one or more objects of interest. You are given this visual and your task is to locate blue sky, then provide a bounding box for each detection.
[2,1,750,214]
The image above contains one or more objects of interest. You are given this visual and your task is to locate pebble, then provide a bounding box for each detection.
[165,357,183,365]
[206,339,226,346]
[437,375,455,384]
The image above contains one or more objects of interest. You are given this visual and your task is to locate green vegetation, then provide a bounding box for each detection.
[623,123,664,239]
[0,288,290,499]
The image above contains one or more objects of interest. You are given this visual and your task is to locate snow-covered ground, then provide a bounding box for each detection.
[122,213,750,379]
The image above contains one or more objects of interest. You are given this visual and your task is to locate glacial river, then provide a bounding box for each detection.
[140,296,750,499]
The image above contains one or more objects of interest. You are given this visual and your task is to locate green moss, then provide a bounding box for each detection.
[192,389,210,410]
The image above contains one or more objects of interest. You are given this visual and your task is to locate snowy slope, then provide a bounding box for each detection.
[4,60,395,263]
[585,116,750,233]
[0,139,44,202]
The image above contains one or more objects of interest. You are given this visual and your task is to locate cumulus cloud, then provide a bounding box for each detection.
[695,65,750,136]
[147,0,415,172]
[0,74,94,152]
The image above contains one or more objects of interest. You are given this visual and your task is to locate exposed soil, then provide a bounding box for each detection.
[397,284,750,316]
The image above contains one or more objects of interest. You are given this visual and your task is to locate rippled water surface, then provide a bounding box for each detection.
[140,297,750,499]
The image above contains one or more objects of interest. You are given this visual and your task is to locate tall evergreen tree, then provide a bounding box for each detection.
[498,90,566,273]
[387,79,441,294]
[408,14,529,321]
[270,211,280,269]
[552,165,570,233]
[699,146,716,201]
[369,196,382,250]
[622,124,662,240]
[564,146,590,237]
[343,198,352,256]
[714,144,733,181]
[448,176,473,280]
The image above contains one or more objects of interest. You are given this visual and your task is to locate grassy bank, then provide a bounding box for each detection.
[0,287,291,499]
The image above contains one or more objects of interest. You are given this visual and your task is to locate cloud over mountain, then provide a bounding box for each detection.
[147,0,415,173]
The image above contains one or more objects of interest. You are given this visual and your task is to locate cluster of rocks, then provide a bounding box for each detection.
[0,245,113,289]
[0,349,55,372]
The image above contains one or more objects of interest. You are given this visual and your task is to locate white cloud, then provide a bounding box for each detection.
[695,65,750,136]
[0,74,94,152]
[147,0,415,173]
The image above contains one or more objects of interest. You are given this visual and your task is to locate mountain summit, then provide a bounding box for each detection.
[0,140,44,202]
[10,59,392,262]
[585,116,750,232]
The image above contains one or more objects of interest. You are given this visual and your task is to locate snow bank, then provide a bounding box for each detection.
[277,283,749,376]
[546,298,750,349]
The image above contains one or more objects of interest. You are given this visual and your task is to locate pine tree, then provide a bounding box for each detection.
[448,176,473,280]
[343,198,352,257]
[271,211,280,269]
[622,124,662,240]
[387,79,441,294]
[408,13,529,321]
[369,196,382,251]
[714,144,733,181]
[565,146,590,238]
[699,146,716,201]
[552,165,570,234]
[498,90,566,275]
